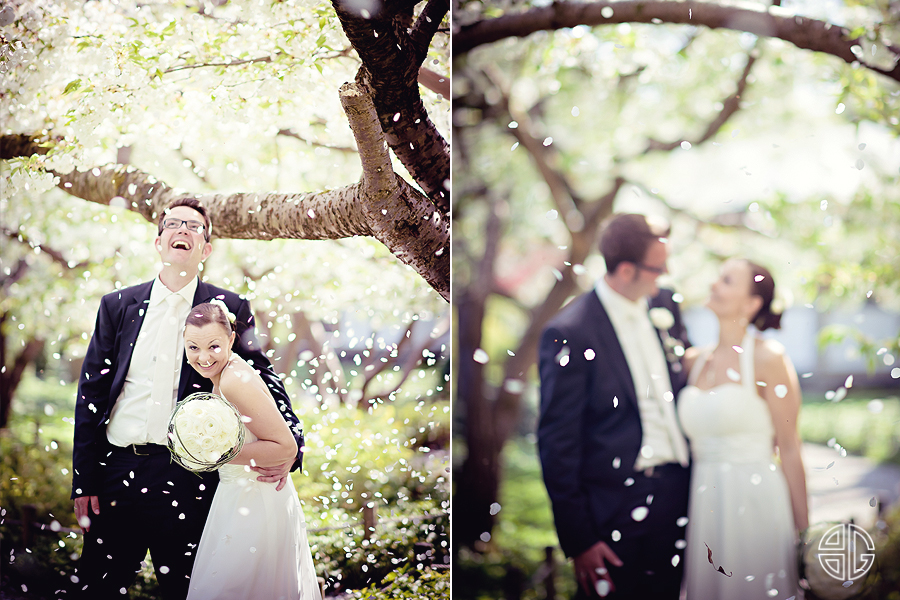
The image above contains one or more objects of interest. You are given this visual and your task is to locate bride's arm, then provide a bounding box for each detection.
[219,366,299,469]
[758,340,809,532]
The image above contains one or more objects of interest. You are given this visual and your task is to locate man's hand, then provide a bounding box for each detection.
[574,540,624,598]
[74,496,100,534]
[251,461,291,491]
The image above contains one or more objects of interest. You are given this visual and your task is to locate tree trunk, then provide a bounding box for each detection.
[454,291,501,550]
[0,313,45,429]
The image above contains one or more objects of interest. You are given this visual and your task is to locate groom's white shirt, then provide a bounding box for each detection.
[595,278,684,469]
[107,276,198,446]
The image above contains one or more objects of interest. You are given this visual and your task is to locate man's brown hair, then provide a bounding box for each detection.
[599,213,670,274]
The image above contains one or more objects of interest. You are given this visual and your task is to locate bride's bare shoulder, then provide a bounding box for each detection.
[754,338,792,379]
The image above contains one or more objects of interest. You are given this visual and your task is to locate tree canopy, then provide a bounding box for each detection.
[1,0,450,297]
[1,0,450,424]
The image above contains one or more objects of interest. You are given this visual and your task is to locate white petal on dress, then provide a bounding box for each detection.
[676,333,798,600]
[187,428,320,600]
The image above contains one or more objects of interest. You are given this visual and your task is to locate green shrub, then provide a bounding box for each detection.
[857,503,900,600]
[800,395,900,465]
[349,564,449,600]
[310,502,449,595]
[453,437,576,600]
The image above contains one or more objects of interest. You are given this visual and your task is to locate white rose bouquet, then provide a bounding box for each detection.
[167,392,245,473]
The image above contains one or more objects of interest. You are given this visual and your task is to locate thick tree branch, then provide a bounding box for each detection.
[453,1,900,84]
[0,134,50,159]
[339,82,449,301]
[410,0,450,65]
[491,177,622,446]
[418,66,450,98]
[333,0,450,213]
[1,82,449,301]
[0,256,30,290]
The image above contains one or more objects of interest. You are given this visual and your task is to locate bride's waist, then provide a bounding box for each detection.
[690,435,775,463]
[218,464,260,484]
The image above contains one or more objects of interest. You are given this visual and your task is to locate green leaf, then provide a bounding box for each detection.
[63,79,81,95]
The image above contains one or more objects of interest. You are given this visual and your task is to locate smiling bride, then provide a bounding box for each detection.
[182,302,321,600]
[676,259,808,600]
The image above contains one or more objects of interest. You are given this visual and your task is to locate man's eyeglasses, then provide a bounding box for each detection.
[163,218,205,234]
[636,263,666,275]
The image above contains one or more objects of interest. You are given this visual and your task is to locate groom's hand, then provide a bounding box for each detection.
[251,461,291,491]
[574,540,623,597]
[74,495,100,534]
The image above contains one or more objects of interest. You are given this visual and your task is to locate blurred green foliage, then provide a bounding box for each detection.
[858,503,900,600]
[454,437,576,600]
[1,371,448,599]
[800,393,900,466]
[350,564,449,600]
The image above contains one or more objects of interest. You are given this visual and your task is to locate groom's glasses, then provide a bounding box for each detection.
[163,218,205,233]
[636,262,667,275]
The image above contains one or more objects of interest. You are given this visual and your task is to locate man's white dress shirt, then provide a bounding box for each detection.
[596,279,689,470]
[107,276,198,446]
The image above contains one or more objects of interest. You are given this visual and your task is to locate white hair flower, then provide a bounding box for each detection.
[209,298,236,325]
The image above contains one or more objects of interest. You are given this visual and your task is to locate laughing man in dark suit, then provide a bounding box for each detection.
[538,213,692,599]
[71,198,304,599]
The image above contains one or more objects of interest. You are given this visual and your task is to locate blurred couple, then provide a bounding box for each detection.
[538,213,809,599]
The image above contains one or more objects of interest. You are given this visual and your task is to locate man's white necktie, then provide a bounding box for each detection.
[633,308,691,467]
[148,294,185,440]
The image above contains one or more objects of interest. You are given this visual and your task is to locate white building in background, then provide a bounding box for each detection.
[683,303,900,393]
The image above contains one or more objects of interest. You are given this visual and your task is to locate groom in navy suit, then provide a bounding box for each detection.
[72,198,304,599]
[538,214,692,599]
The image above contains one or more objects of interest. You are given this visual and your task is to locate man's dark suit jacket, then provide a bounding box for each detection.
[537,288,690,559]
[72,279,303,499]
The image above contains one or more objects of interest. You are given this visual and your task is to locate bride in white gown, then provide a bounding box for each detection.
[182,302,320,600]
[677,259,808,600]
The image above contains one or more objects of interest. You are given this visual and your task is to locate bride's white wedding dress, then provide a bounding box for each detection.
[187,427,320,600]
[677,332,798,600]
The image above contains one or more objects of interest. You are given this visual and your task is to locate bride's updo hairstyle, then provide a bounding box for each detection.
[185,302,237,334]
[744,260,782,331]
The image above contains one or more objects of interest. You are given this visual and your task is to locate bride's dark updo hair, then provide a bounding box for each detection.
[185,302,237,334]
[744,260,782,331]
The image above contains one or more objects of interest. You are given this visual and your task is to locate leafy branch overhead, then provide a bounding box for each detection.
[0,81,448,300]
[454,0,900,85]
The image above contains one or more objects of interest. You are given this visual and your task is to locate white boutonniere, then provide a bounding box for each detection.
[649,307,675,331]
[648,307,684,372]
